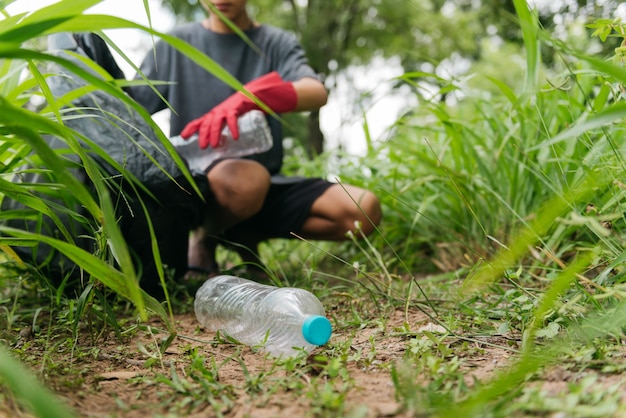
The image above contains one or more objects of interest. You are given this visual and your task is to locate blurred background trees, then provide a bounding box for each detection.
[158,0,623,155]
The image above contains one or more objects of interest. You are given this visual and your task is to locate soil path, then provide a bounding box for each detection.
[34,308,515,418]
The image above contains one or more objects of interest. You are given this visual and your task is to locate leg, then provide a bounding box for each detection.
[299,184,382,240]
[219,229,268,279]
[219,179,382,282]
[187,159,271,275]
[206,159,271,226]
[240,183,382,276]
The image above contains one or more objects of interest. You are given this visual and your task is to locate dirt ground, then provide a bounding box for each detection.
[6,308,516,418]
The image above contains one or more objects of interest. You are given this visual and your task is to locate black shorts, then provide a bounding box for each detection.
[225,175,333,239]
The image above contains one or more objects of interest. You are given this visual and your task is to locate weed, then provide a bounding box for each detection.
[2,2,626,418]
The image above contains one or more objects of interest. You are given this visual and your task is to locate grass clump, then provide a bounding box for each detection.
[3,1,626,417]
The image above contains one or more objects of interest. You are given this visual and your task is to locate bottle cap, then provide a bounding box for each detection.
[302,315,332,346]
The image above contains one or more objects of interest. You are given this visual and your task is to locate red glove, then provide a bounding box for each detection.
[180,72,298,149]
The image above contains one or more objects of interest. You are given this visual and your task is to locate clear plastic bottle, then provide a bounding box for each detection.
[170,110,272,173]
[194,275,332,357]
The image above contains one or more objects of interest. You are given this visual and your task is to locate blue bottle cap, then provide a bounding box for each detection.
[302,315,332,346]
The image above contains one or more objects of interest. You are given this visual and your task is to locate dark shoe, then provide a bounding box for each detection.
[182,264,219,293]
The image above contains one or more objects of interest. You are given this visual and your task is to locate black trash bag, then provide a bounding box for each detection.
[2,33,210,297]
[70,32,126,81]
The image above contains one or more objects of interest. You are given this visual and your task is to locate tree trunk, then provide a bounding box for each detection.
[307,109,324,158]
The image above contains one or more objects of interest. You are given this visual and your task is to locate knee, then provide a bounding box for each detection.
[337,186,382,238]
[207,159,270,217]
[353,190,382,237]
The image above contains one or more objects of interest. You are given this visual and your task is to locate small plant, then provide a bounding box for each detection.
[2,0,626,417]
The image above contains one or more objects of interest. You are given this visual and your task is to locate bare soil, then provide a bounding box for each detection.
[3,306,519,418]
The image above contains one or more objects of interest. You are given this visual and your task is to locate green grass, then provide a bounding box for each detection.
[2,0,626,417]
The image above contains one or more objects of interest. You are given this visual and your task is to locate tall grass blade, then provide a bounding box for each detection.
[442,251,596,417]
[0,100,103,220]
[460,172,606,294]
[0,0,102,42]
[0,225,171,327]
[530,101,626,149]
[513,0,540,92]
[0,344,77,418]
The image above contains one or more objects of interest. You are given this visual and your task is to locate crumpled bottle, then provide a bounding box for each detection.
[170,110,272,173]
[194,275,332,357]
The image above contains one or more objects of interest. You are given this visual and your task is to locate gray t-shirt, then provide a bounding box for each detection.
[129,23,319,174]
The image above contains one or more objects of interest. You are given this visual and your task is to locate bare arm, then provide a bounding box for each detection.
[293,77,328,111]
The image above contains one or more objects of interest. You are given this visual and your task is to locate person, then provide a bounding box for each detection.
[3,32,211,298]
[129,0,382,281]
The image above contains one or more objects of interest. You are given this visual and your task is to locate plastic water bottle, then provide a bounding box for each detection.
[194,275,332,357]
[170,110,272,173]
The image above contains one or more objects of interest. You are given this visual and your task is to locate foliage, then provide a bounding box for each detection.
[0,344,77,418]
[3,0,626,417]
[162,0,623,75]
[0,1,274,415]
[280,6,626,414]
[159,0,624,156]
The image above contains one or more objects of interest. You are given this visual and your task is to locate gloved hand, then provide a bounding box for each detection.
[180,72,298,149]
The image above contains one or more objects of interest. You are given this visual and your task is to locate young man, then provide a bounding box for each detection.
[129,0,382,281]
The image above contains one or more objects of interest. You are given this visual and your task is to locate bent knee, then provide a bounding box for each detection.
[208,159,271,193]
[333,186,382,237]
[353,191,382,236]
[207,159,270,216]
